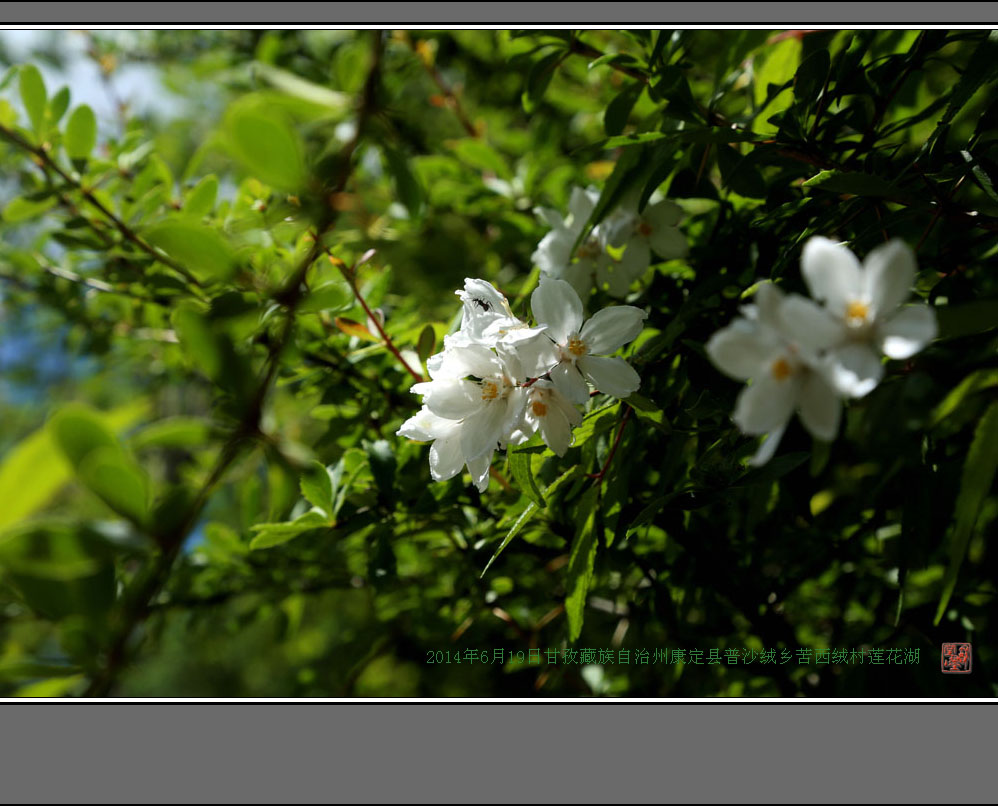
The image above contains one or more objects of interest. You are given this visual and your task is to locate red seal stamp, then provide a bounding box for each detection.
[941,643,972,674]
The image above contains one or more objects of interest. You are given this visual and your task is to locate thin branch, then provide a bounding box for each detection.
[325,249,424,383]
[0,122,205,291]
[406,35,479,138]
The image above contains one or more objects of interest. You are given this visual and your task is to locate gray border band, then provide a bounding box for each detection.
[0,703,994,803]
[0,3,996,24]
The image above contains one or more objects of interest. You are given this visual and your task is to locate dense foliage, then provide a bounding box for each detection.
[0,29,995,697]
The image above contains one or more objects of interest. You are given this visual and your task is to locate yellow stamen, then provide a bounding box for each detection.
[481,381,499,401]
[567,337,587,357]
[771,358,793,381]
[531,400,548,417]
[846,300,870,324]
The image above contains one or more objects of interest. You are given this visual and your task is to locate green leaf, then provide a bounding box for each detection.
[448,138,510,179]
[298,280,352,314]
[382,146,424,218]
[300,461,334,516]
[77,447,149,526]
[802,170,900,199]
[49,405,119,470]
[416,324,436,364]
[129,417,212,450]
[793,48,830,110]
[481,502,537,577]
[508,443,545,508]
[521,49,565,113]
[603,131,668,149]
[170,305,222,379]
[145,219,236,281]
[225,97,306,191]
[935,300,998,339]
[368,525,397,590]
[2,196,57,223]
[0,429,72,533]
[0,524,115,621]
[940,30,998,127]
[182,174,218,217]
[717,144,766,198]
[18,64,47,135]
[932,369,998,427]
[565,486,599,642]
[934,400,998,624]
[64,104,97,160]
[249,510,330,550]
[48,85,70,126]
[604,84,643,137]
[365,439,397,506]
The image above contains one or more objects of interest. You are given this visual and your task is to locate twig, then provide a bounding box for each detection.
[0,122,205,291]
[588,404,632,485]
[406,35,478,138]
[325,249,424,383]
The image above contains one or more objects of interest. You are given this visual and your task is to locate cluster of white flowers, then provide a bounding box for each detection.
[707,237,939,465]
[397,277,647,491]
[531,186,688,299]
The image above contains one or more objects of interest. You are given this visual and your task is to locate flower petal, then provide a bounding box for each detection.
[705,319,778,381]
[538,400,573,456]
[568,185,599,226]
[511,334,560,379]
[550,361,590,404]
[531,278,584,344]
[645,199,683,230]
[778,293,847,359]
[429,344,501,380]
[826,342,884,398]
[580,305,648,354]
[465,451,492,492]
[618,237,651,279]
[429,434,465,481]
[577,354,641,399]
[864,239,916,315]
[421,378,482,420]
[750,281,786,331]
[878,304,937,360]
[459,401,507,461]
[732,374,798,436]
[798,371,841,441]
[397,406,460,441]
[648,225,688,260]
[801,236,863,315]
[749,422,787,467]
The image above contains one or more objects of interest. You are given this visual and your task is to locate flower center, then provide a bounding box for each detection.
[531,400,548,417]
[481,380,500,401]
[567,337,587,357]
[637,220,653,237]
[770,358,793,381]
[576,237,600,260]
[845,300,870,326]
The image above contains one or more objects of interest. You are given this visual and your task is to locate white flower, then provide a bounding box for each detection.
[532,186,610,298]
[396,406,492,492]
[408,343,527,490]
[599,199,688,296]
[529,277,646,404]
[783,237,938,398]
[706,282,842,465]
[518,379,584,456]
